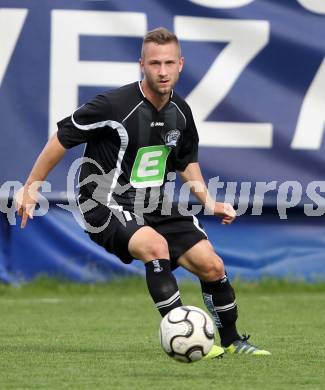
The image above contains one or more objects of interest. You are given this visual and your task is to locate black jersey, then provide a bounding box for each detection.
[57,81,199,212]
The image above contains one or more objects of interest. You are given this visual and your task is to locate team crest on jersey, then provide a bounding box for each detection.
[165,129,180,148]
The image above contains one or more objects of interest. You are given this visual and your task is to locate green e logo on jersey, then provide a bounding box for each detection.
[130,145,171,188]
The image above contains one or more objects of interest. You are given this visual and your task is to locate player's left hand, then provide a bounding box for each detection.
[213,202,237,225]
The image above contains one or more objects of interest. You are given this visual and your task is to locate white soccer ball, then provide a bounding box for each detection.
[159,305,215,363]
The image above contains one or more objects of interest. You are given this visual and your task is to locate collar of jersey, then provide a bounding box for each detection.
[137,80,174,112]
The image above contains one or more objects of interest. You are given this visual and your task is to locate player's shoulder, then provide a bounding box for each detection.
[103,82,141,105]
[171,91,192,118]
[101,82,143,120]
[104,82,137,97]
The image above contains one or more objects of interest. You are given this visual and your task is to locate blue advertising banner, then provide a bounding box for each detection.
[2,205,325,283]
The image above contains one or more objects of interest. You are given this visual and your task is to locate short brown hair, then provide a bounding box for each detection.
[141,27,181,58]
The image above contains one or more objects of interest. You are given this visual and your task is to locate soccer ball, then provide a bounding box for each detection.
[159,305,215,363]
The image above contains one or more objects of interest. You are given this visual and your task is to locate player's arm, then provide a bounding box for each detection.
[178,162,236,225]
[16,93,111,228]
[15,132,66,229]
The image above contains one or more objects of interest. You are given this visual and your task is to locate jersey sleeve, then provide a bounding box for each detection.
[57,94,112,149]
[175,107,199,171]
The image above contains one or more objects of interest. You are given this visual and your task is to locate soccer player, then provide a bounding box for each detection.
[16,27,270,357]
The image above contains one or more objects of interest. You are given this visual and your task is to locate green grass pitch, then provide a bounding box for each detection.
[0,278,324,390]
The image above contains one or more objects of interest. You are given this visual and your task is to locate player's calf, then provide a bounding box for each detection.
[200,274,240,347]
[145,259,182,317]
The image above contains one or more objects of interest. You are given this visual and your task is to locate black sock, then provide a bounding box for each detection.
[200,274,240,347]
[145,259,182,317]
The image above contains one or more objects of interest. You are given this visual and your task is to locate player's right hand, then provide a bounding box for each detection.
[14,185,38,228]
[213,202,237,225]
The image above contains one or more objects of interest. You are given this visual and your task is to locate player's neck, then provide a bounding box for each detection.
[140,80,171,111]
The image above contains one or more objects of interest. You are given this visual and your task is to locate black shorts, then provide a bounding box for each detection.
[80,200,208,269]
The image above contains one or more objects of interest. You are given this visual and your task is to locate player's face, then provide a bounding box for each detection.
[140,42,184,97]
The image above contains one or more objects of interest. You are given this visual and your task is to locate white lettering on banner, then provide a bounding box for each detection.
[0,181,23,225]
[304,181,325,216]
[175,16,273,148]
[0,8,28,86]
[291,58,325,149]
[178,181,203,216]
[188,0,255,8]
[190,0,325,14]
[297,0,325,14]
[49,10,146,137]
[205,176,224,215]
[251,181,277,215]
[277,181,303,220]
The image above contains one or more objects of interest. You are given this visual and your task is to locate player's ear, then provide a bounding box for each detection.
[178,56,184,73]
[139,57,144,73]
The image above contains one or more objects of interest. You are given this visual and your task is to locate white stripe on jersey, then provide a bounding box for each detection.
[107,122,129,205]
[71,111,112,131]
[72,103,147,207]
[138,81,146,97]
[122,101,143,122]
[170,101,187,127]
[70,118,128,206]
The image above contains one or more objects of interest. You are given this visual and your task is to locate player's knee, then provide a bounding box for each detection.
[142,237,169,261]
[148,238,169,260]
[199,257,225,281]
